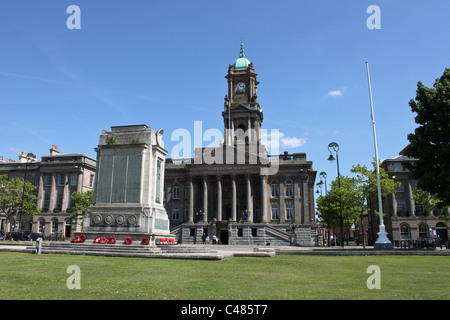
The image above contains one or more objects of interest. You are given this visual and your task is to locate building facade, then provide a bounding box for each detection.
[365,149,449,246]
[164,44,318,246]
[0,145,96,239]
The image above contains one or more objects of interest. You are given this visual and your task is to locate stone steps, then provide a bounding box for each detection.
[28,242,227,260]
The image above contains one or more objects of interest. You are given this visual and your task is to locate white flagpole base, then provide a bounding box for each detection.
[374,225,393,250]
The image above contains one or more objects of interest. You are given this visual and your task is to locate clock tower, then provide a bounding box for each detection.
[223,41,263,147]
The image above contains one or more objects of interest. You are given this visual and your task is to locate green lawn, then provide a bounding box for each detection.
[0,252,448,300]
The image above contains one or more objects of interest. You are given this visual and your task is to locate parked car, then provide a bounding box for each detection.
[0,233,4,240]
[416,237,436,248]
[23,232,42,241]
[330,238,341,246]
[5,232,23,241]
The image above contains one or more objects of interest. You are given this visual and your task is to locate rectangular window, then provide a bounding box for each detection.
[172,184,180,199]
[56,193,63,210]
[271,205,279,220]
[395,181,404,193]
[397,200,406,215]
[46,175,52,186]
[185,184,190,199]
[58,174,65,186]
[271,182,279,197]
[70,174,78,186]
[171,207,179,220]
[43,193,50,209]
[286,204,294,220]
[285,182,293,197]
[89,174,94,187]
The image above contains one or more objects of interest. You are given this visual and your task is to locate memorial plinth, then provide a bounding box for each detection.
[78,125,172,245]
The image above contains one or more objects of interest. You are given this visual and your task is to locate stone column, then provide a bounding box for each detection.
[217,176,222,221]
[246,174,252,222]
[231,174,237,221]
[303,179,310,224]
[49,174,56,211]
[279,179,286,223]
[77,172,82,193]
[294,178,301,223]
[62,174,70,212]
[391,194,397,217]
[188,178,194,223]
[247,118,252,142]
[37,174,44,209]
[406,180,415,216]
[202,176,208,223]
[261,175,268,224]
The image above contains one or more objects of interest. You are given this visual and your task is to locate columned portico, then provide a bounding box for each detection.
[166,170,314,225]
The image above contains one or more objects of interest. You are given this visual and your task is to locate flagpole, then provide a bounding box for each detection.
[365,61,393,250]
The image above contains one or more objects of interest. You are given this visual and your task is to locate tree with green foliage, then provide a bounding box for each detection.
[412,188,448,221]
[403,68,450,207]
[317,161,398,247]
[316,176,361,247]
[0,174,40,230]
[350,162,398,247]
[68,190,93,221]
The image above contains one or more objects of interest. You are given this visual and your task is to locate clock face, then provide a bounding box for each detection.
[236,82,246,92]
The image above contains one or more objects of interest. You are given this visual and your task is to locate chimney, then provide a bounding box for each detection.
[19,151,28,163]
[50,145,60,156]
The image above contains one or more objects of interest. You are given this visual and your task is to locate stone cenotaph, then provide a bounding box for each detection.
[79,125,171,245]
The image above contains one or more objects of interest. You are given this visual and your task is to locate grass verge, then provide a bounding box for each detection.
[0,252,448,300]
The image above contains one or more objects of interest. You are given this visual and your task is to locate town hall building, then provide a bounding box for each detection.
[164,43,319,246]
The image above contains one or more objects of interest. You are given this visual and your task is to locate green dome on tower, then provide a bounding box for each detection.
[233,40,251,71]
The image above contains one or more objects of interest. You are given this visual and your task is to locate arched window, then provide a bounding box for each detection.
[285,180,293,197]
[172,183,180,199]
[400,224,410,241]
[271,181,279,197]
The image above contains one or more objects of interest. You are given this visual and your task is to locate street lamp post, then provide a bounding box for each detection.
[328,142,344,247]
[365,61,393,250]
[319,172,328,196]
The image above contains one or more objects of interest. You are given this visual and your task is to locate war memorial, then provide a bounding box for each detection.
[77,125,173,245]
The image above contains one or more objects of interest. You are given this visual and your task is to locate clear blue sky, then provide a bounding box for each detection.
[1,0,449,190]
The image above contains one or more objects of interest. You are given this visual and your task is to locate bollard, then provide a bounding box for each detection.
[36,237,42,255]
